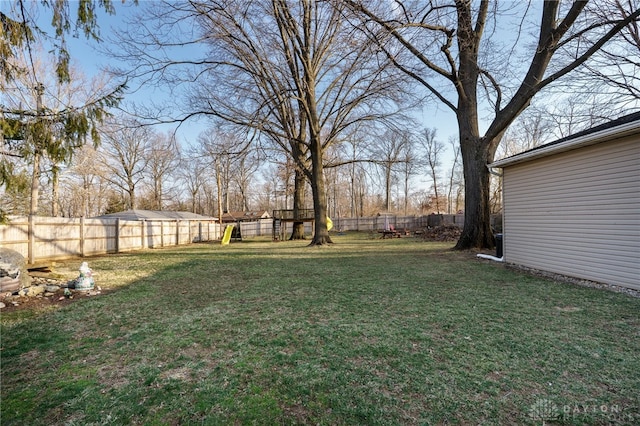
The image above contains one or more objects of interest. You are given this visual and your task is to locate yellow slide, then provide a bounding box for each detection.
[221,224,234,245]
[327,217,333,231]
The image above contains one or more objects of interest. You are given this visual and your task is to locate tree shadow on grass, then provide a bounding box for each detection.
[2,238,639,425]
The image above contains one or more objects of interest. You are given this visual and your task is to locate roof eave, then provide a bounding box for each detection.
[489,119,640,168]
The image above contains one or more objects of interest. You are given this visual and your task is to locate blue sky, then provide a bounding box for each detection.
[9,1,638,202]
[61,1,460,163]
[63,2,214,147]
[0,0,463,189]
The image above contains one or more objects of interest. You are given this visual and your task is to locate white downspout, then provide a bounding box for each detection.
[477,165,504,262]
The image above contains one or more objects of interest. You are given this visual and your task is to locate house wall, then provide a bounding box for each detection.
[502,135,639,290]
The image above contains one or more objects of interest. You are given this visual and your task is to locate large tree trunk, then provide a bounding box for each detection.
[128,181,136,210]
[155,180,162,210]
[309,135,332,245]
[453,2,493,250]
[384,163,392,211]
[216,160,223,235]
[454,133,495,250]
[289,167,306,240]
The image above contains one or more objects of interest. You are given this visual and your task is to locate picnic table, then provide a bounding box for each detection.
[379,225,403,238]
[379,230,398,238]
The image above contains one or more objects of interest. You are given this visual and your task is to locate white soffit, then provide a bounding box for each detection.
[489,118,640,168]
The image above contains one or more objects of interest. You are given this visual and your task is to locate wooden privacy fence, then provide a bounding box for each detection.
[235,214,466,239]
[239,219,280,238]
[236,214,466,239]
[331,214,466,232]
[0,214,479,263]
[329,214,506,233]
[0,216,222,264]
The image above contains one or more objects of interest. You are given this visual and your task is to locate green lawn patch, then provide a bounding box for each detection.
[2,233,639,425]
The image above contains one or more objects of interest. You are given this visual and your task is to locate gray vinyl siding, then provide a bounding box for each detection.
[502,135,639,290]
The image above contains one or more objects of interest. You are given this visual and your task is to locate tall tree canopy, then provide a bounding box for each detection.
[110,0,406,245]
[347,0,640,249]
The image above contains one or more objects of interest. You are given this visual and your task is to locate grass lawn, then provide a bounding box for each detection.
[1,233,639,425]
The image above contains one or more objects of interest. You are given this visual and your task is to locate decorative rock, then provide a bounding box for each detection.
[26,285,46,297]
[0,302,5,309]
[45,285,60,293]
[0,248,31,293]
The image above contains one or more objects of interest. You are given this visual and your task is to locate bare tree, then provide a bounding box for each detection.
[144,131,181,210]
[100,119,153,210]
[347,0,640,248]
[369,128,412,212]
[230,148,260,212]
[199,130,233,216]
[578,1,640,103]
[58,144,112,217]
[398,134,418,216]
[420,128,444,215]
[260,164,282,212]
[176,153,208,214]
[197,126,258,228]
[109,0,406,245]
[200,181,218,217]
[446,136,462,215]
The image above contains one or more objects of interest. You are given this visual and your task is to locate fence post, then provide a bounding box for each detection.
[80,216,85,257]
[141,220,146,249]
[115,218,120,254]
[28,215,35,264]
[160,221,164,247]
[176,220,180,246]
